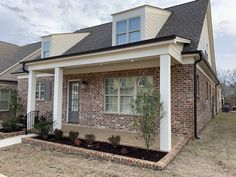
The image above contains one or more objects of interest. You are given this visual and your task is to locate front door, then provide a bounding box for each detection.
[68,81,80,123]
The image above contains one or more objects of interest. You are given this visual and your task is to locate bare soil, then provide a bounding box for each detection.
[0,112,236,177]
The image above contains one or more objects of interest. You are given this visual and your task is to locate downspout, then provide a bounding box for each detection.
[215,82,220,115]
[193,53,203,139]
[22,62,29,73]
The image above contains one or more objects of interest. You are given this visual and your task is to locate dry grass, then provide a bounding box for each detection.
[0,112,236,177]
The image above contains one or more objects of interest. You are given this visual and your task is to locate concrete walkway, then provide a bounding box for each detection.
[0,134,36,149]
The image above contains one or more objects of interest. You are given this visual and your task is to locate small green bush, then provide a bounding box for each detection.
[54,129,63,140]
[34,119,53,139]
[2,117,20,133]
[69,131,79,142]
[85,134,96,146]
[108,135,121,148]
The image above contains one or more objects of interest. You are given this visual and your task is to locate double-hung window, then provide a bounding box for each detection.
[43,41,50,58]
[0,89,10,111]
[128,17,141,43]
[105,76,153,114]
[116,17,141,45]
[36,82,46,101]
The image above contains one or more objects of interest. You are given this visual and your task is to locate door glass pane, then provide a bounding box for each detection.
[71,83,79,112]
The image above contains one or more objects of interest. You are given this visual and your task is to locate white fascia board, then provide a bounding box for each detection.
[17,73,54,79]
[27,40,180,71]
[0,49,41,76]
[174,37,191,44]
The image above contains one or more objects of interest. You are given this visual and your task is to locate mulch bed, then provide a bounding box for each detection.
[34,135,167,162]
[0,129,25,139]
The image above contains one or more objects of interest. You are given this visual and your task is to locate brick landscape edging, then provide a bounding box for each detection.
[156,138,189,169]
[0,130,25,139]
[22,137,188,170]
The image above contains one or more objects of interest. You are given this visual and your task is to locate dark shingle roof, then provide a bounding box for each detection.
[157,0,209,52]
[0,41,40,73]
[64,23,112,55]
[64,0,209,55]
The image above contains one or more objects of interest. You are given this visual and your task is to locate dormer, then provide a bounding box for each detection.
[41,33,90,58]
[112,5,171,46]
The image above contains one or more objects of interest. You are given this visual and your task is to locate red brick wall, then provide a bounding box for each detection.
[18,77,54,118]
[196,69,217,133]
[0,82,17,121]
[17,65,196,137]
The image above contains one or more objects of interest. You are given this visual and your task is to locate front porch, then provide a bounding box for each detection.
[24,36,192,152]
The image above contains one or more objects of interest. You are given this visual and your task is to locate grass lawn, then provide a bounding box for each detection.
[0,112,236,177]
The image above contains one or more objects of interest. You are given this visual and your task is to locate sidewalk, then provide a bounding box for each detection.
[0,134,36,149]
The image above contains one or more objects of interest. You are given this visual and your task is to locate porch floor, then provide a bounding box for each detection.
[62,124,183,150]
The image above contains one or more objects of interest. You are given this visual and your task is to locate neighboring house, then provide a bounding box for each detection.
[12,0,221,152]
[0,41,40,121]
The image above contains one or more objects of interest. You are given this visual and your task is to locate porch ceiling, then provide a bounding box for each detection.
[36,56,179,75]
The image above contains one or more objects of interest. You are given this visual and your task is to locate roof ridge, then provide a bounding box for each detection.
[75,22,112,32]
[165,0,206,10]
[0,41,19,47]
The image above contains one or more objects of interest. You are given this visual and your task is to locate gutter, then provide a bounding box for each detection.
[21,35,191,65]
[193,55,202,139]
[183,50,220,139]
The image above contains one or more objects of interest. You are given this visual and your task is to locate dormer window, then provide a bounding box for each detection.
[116,17,141,45]
[43,41,50,58]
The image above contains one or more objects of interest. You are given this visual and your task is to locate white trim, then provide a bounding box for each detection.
[53,68,63,130]
[0,49,41,76]
[66,79,81,124]
[17,73,54,79]
[26,39,190,71]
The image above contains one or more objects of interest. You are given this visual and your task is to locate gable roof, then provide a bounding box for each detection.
[64,0,209,55]
[156,0,209,52]
[0,41,41,73]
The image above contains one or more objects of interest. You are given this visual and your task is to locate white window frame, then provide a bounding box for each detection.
[36,81,46,101]
[0,89,11,112]
[116,16,141,45]
[104,75,153,114]
[43,41,50,58]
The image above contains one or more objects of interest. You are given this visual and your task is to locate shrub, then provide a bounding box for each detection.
[74,138,81,146]
[2,117,20,133]
[108,135,121,148]
[121,147,128,155]
[34,119,53,139]
[54,129,63,140]
[131,89,163,150]
[69,131,79,142]
[85,134,96,147]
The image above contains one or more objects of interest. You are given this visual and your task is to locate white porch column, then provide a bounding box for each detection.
[53,67,63,130]
[160,54,171,152]
[27,70,36,130]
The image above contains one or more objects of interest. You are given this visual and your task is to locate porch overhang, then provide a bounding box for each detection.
[23,35,191,72]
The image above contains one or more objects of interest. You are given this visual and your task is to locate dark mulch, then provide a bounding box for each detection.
[34,135,167,162]
[0,129,23,133]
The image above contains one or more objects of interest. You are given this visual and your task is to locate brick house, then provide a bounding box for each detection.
[12,0,222,152]
[0,41,40,121]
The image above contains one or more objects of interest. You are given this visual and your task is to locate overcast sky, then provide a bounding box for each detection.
[0,0,235,71]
